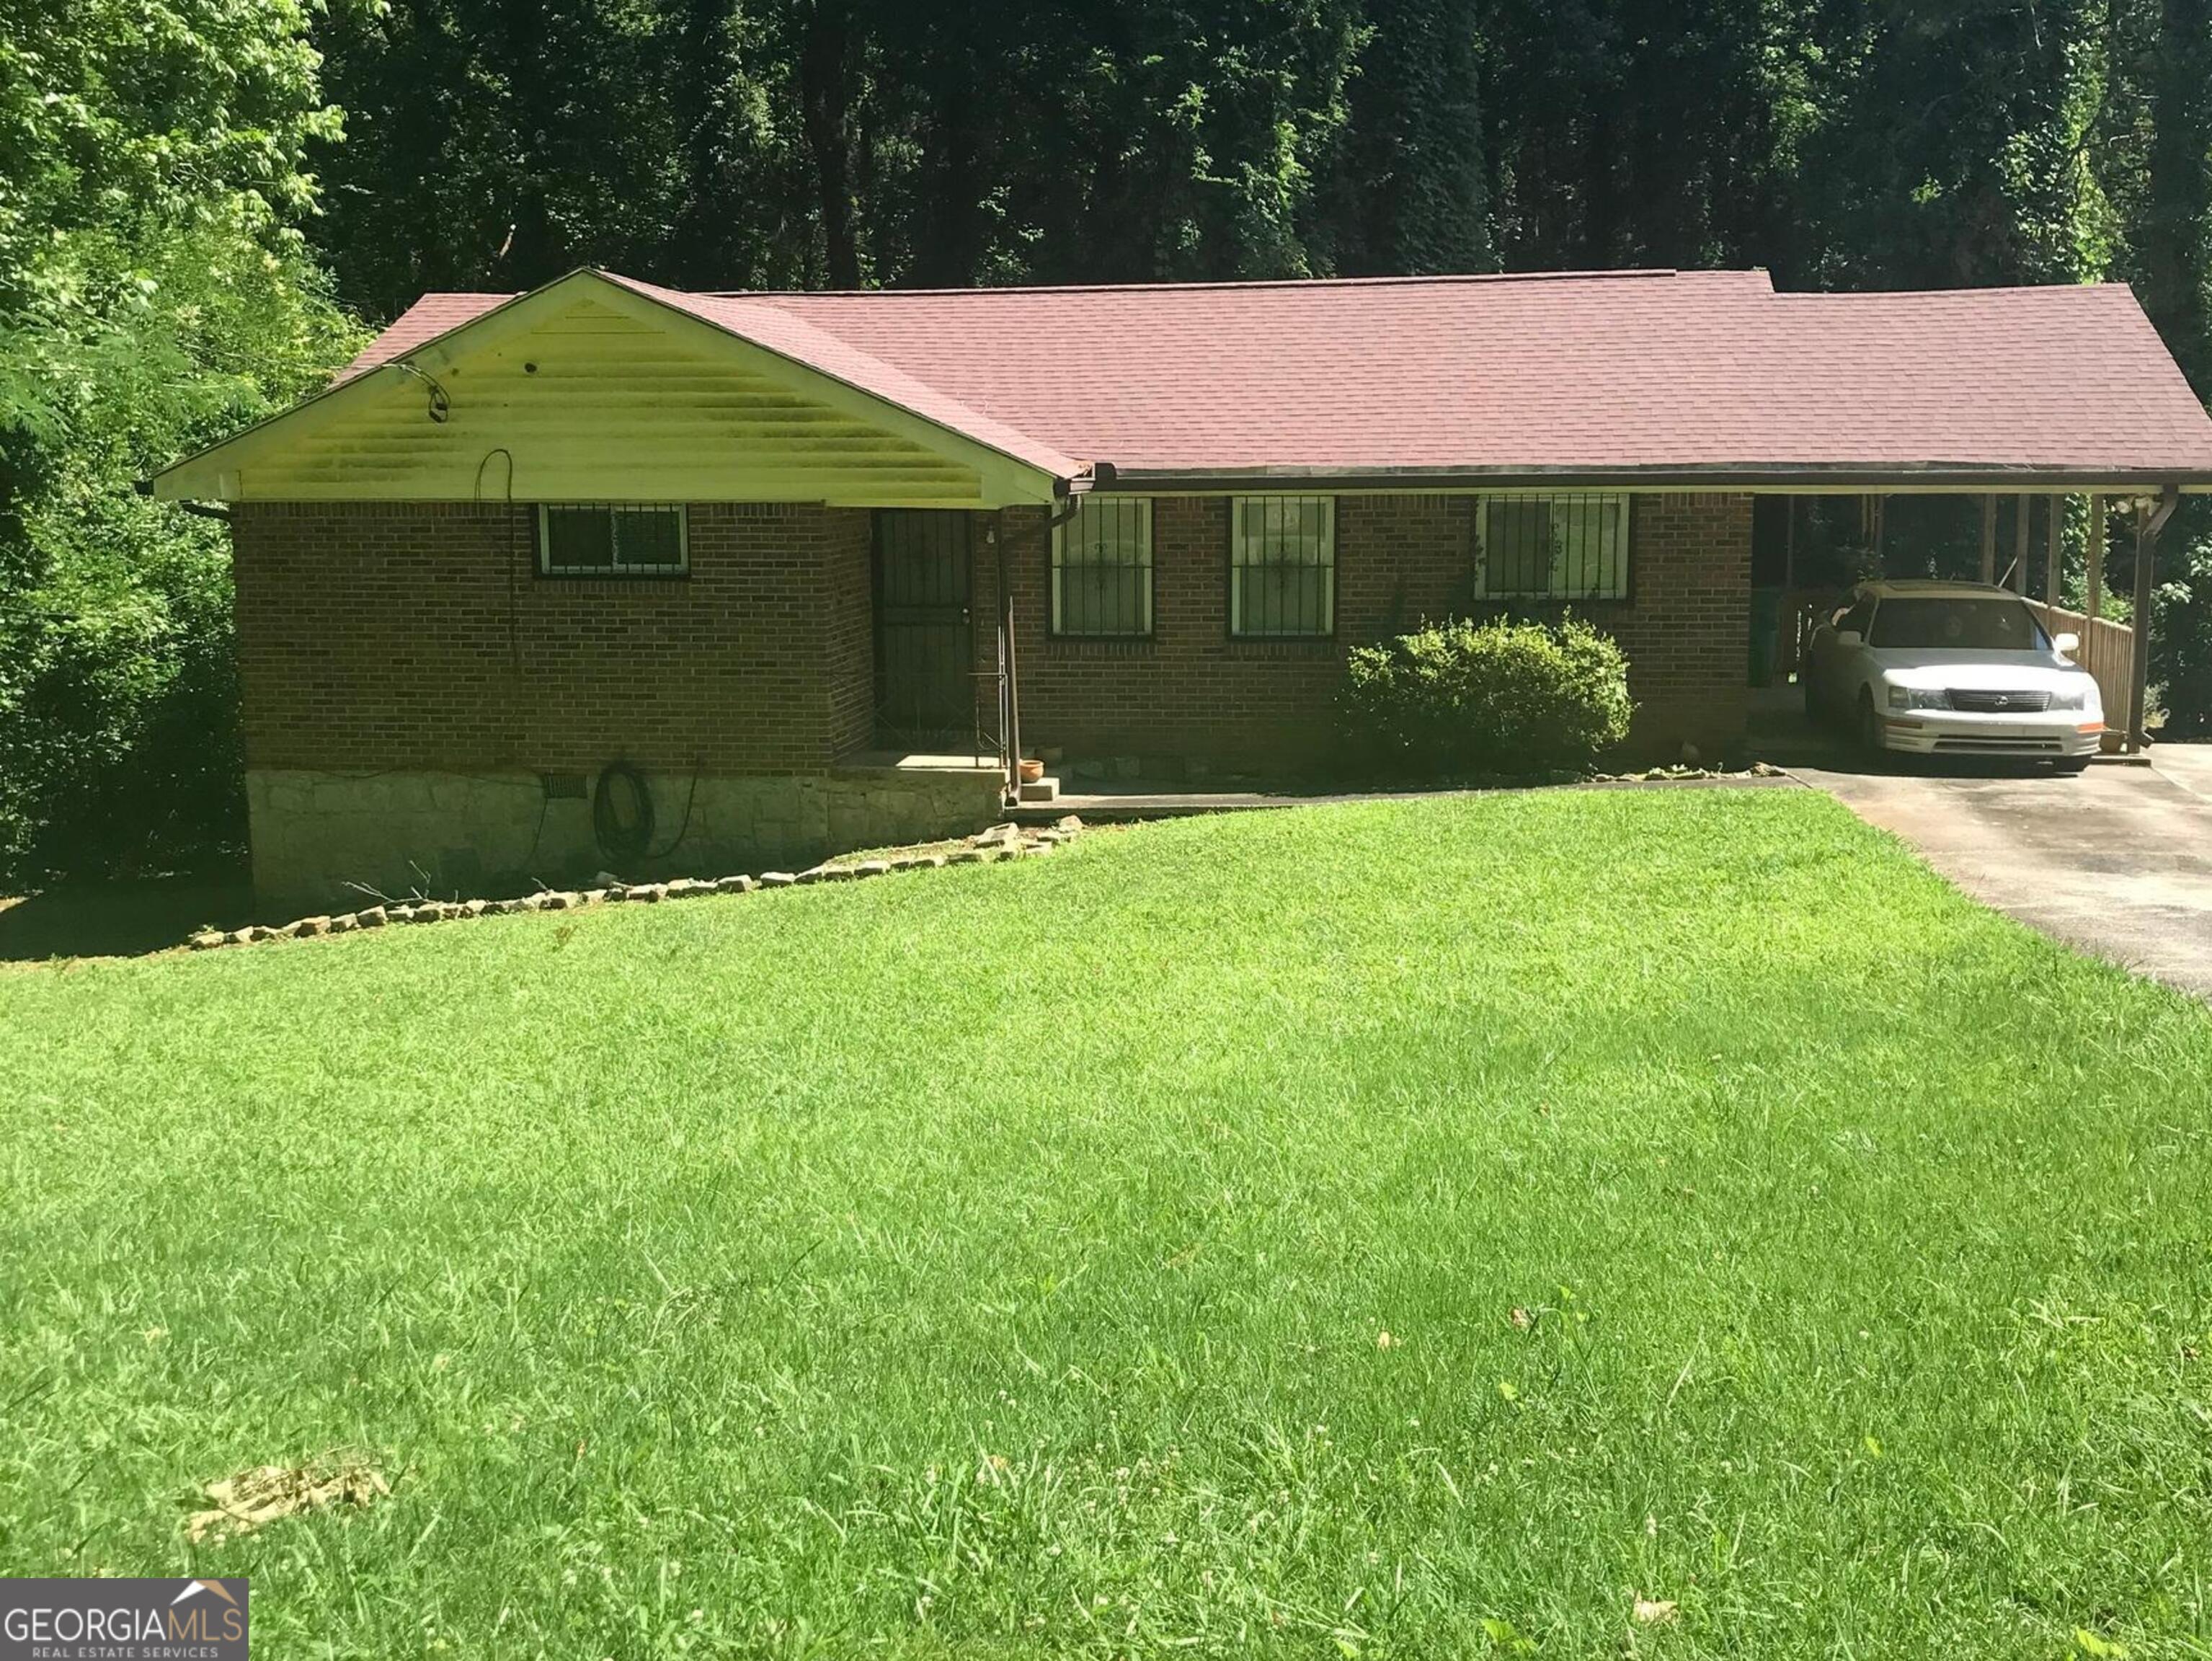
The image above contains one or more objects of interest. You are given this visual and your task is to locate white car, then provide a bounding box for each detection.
[1803,580,2104,769]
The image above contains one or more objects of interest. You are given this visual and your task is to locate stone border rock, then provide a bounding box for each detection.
[1599,760,1790,784]
[186,817,1087,952]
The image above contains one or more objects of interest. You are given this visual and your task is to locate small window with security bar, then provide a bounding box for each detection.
[1230,495,1336,638]
[1474,492,1630,601]
[1052,496,1153,637]
[538,505,689,577]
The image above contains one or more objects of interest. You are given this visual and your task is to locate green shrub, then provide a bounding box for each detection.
[1340,616,1635,776]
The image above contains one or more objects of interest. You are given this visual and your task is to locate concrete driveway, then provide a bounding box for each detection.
[1791,743,2212,998]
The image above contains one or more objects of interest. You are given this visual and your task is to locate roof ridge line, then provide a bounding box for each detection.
[704,267,1724,300]
[1774,280,2139,301]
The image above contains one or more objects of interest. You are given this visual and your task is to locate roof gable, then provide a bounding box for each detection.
[154,270,1076,505]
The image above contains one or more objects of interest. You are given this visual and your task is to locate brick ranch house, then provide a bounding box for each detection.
[154,267,2212,905]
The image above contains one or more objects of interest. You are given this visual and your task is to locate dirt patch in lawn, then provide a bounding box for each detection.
[185,1456,390,1545]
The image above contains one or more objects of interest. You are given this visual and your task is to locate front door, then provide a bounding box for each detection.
[873,510,974,742]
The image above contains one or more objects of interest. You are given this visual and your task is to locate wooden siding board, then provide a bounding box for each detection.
[156,277,1058,508]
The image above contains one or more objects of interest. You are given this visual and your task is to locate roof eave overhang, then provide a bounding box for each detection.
[1096,463,2212,495]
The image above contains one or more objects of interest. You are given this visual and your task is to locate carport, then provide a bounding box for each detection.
[1765,484,2180,756]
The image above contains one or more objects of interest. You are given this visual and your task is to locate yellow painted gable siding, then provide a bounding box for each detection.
[159,293,1050,507]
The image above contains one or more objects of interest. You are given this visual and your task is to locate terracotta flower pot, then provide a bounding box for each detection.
[1018,758,1045,784]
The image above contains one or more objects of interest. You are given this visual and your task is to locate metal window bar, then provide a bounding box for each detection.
[1475,492,1628,600]
[538,504,689,575]
[1231,495,1334,637]
[1052,497,1153,636]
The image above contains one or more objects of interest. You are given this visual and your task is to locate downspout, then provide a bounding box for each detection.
[2126,484,2182,753]
[998,491,1083,805]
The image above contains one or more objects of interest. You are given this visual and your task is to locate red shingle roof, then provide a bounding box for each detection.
[342,267,2212,484]
[341,291,511,373]
[603,274,1085,477]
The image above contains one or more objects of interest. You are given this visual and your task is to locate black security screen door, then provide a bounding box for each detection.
[873,510,974,740]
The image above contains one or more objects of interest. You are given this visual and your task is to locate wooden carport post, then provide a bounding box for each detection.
[1979,495,1997,584]
[2012,492,2030,591]
[2126,487,2180,753]
[2085,495,2106,617]
[2045,495,2063,605]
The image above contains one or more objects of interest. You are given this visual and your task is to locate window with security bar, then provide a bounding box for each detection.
[1230,496,1336,637]
[1052,496,1153,637]
[538,505,689,577]
[1474,493,1630,601]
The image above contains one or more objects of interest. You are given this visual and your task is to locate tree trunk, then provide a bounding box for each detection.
[2146,0,2212,392]
[669,0,733,286]
[800,0,862,288]
[911,40,985,288]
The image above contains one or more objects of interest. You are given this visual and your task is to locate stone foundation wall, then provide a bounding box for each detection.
[249,764,1005,910]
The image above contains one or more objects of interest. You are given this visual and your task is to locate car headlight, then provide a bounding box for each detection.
[1885,684,1947,711]
[2048,680,2097,714]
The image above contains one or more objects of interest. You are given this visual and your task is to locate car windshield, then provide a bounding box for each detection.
[1868,598,2050,652]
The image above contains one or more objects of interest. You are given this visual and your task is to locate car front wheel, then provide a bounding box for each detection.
[1856,690,1885,756]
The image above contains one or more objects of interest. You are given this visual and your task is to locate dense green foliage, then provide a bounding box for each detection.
[1342,616,1633,774]
[7,793,2212,1653]
[6,0,2212,880]
[0,0,363,880]
[301,0,2212,307]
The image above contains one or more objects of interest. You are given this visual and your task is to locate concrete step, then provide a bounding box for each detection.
[1017,775,1060,803]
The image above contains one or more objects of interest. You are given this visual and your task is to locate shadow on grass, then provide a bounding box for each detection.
[0,872,254,963]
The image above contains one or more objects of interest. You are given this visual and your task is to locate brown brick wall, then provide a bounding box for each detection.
[1603,494,1754,751]
[976,492,1751,765]
[230,502,875,774]
[232,492,1750,784]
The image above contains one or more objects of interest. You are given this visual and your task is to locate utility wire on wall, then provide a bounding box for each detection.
[474,448,519,671]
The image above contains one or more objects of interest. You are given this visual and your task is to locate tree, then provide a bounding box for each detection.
[0,0,364,881]
[1320,0,1491,275]
[1793,0,2113,289]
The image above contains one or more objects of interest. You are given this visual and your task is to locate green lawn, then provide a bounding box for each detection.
[6,789,2212,1658]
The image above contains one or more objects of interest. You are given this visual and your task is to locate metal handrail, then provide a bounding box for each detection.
[970,666,1008,774]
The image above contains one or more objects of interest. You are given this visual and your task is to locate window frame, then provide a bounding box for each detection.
[536,503,690,579]
[1227,495,1338,640]
[1049,495,1156,639]
[1471,492,1633,603]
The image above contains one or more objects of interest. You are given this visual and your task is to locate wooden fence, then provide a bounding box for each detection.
[2028,601,2135,723]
